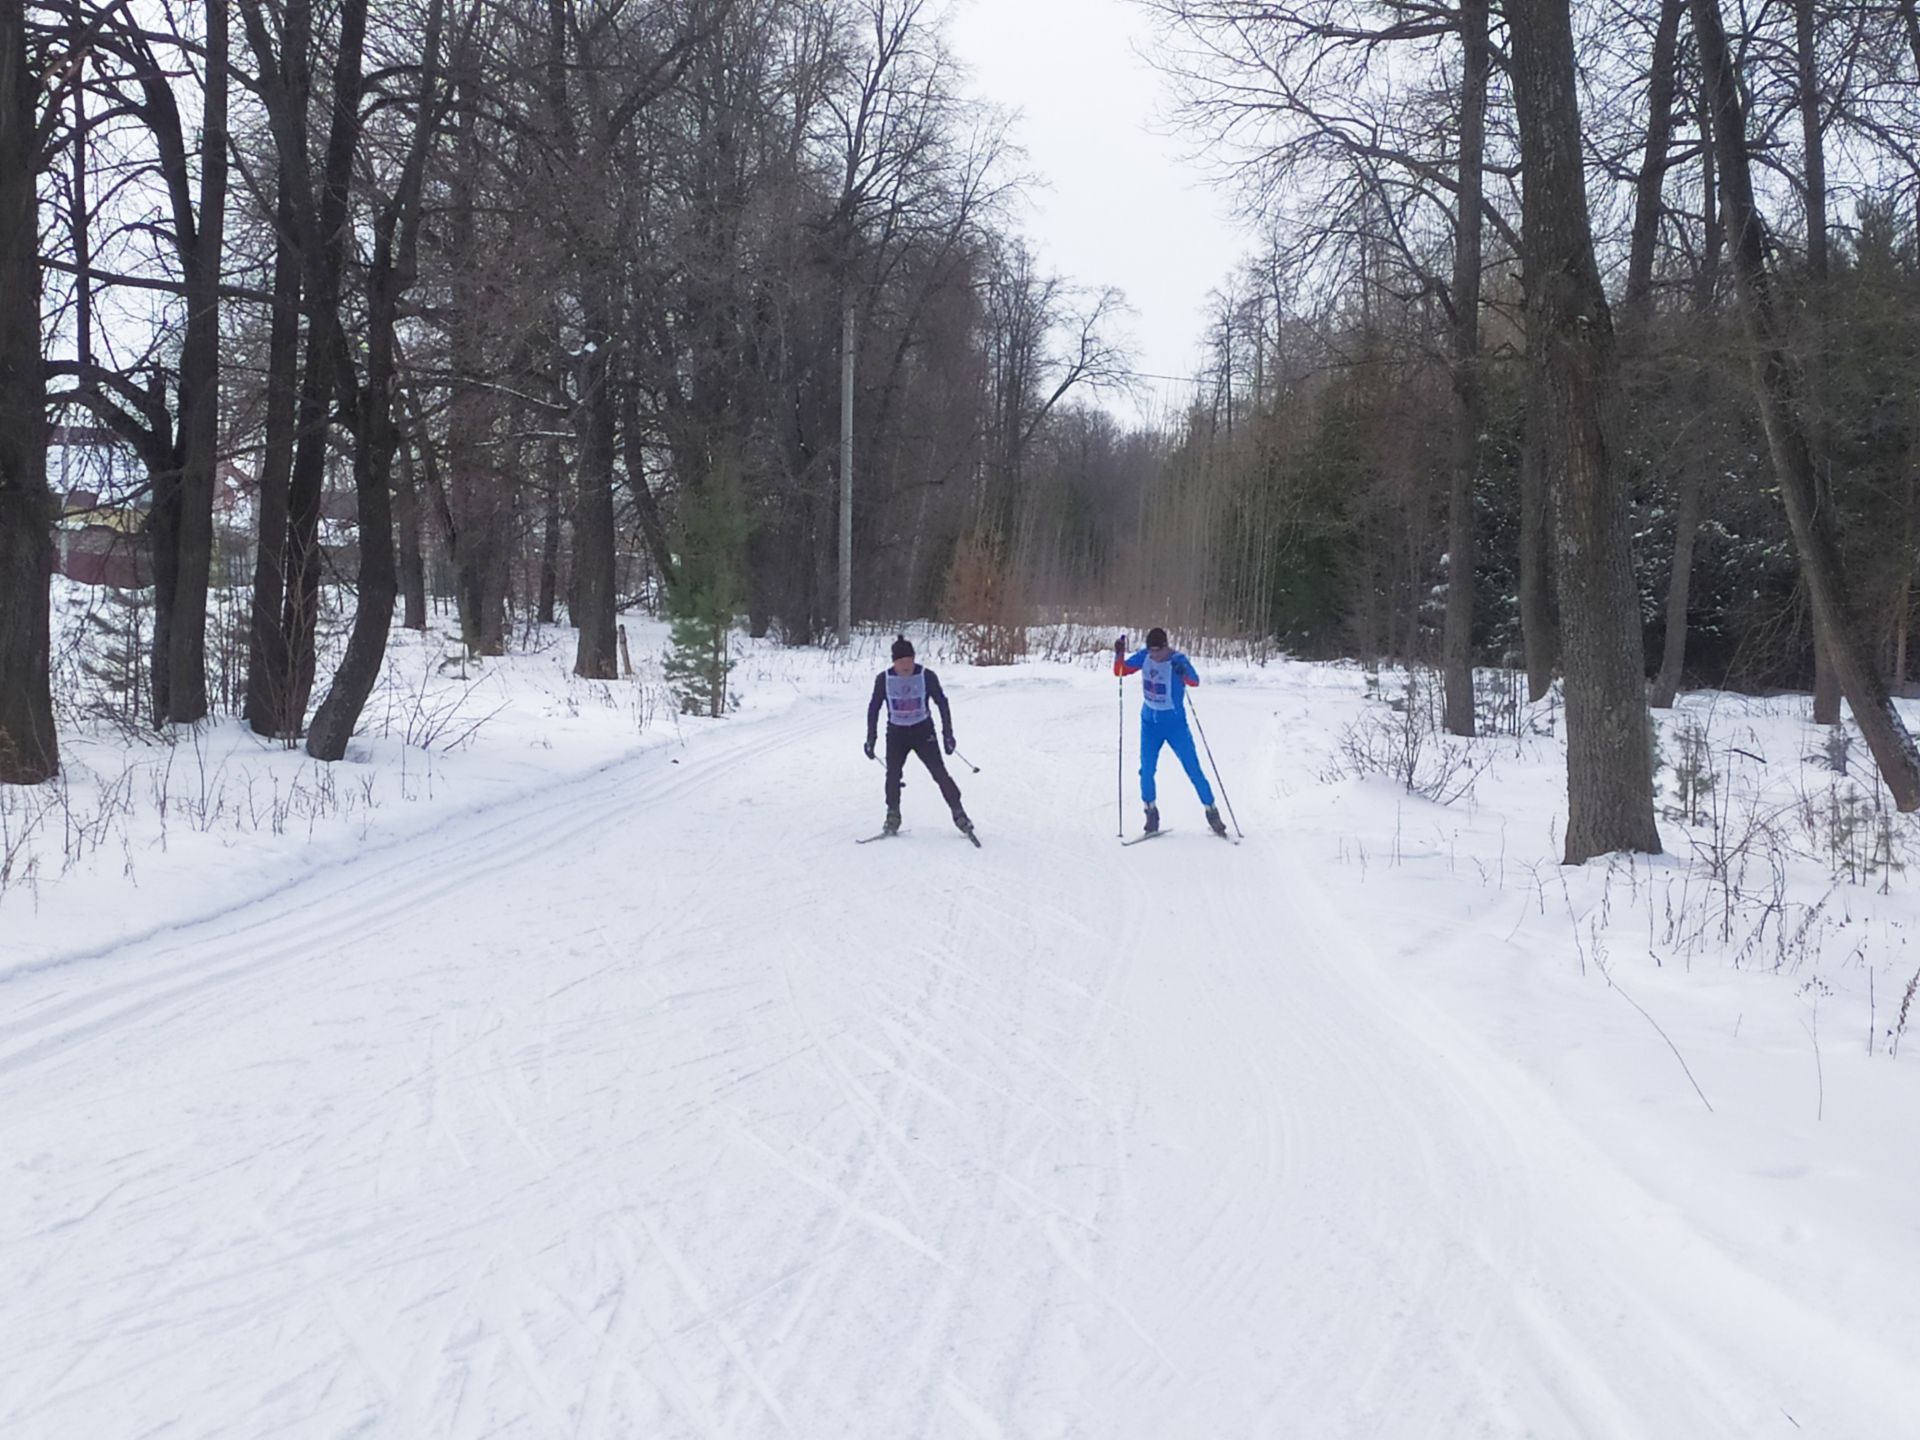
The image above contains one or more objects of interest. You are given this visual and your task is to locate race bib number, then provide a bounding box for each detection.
[1141,656,1176,711]
[886,672,929,726]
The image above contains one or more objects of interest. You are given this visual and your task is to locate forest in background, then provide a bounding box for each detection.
[9,0,1920,862]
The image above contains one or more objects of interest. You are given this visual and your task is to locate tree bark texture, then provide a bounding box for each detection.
[1442,0,1490,738]
[244,174,303,732]
[1508,0,1663,862]
[572,286,621,679]
[162,0,227,724]
[1649,462,1704,709]
[0,0,57,783]
[395,434,428,631]
[1519,348,1558,702]
[1795,0,1842,725]
[307,0,442,762]
[1650,101,1723,710]
[239,0,367,737]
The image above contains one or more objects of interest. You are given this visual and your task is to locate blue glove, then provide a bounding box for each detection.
[864,738,876,760]
[943,732,956,756]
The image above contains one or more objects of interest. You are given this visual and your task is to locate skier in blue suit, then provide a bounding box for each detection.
[1114,627,1226,836]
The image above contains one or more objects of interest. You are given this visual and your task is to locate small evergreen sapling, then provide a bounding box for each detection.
[664,478,750,719]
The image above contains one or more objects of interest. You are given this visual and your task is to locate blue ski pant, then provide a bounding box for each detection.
[1140,718,1214,807]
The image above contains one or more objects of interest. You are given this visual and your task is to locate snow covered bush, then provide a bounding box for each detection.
[1328,666,1490,805]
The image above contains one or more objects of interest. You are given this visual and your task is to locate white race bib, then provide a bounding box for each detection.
[886,671,929,726]
[1141,656,1176,711]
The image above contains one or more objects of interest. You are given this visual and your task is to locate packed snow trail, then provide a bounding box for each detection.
[0,678,1908,1437]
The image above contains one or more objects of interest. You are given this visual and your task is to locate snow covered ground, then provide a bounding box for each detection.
[3,612,1918,1437]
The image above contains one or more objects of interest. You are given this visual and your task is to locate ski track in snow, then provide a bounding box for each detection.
[0,682,1912,1437]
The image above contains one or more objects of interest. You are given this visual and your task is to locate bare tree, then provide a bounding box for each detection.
[1507,0,1663,861]
[238,0,373,738]
[1794,0,1841,725]
[1443,0,1491,736]
[307,0,452,760]
[42,5,228,726]
[1691,0,1920,810]
[1649,79,1722,711]
[0,0,56,783]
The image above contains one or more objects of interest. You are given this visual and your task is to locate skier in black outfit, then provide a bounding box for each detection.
[865,636,973,837]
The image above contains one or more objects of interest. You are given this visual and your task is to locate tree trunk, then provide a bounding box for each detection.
[572,288,621,679]
[1508,0,1663,863]
[1519,351,1557,702]
[0,0,57,783]
[1651,87,1724,710]
[306,390,397,761]
[163,0,228,725]
[1620,0,1684,341]
[538,436,562,625]
[148,400,181,723]
[244,174,302,733]
[1793,0,1841,724]
[1692,0,1920,809]
[395,433,427,630]
[1442,0,1490,738]
[1901,466,1917,692]
[239,0,366,737]
[415,384,508,657]
[619,376,676,582]
[276,301,336,734]
[307,0,438,761]
[1649,465,1703,708]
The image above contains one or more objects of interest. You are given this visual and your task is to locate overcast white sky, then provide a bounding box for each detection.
[943,0,1254,422]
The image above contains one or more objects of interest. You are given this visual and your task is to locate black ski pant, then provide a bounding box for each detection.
[885,721,963,813]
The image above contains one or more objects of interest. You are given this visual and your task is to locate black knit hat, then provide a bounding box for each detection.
[1146,627,1169,649]
[891,635,915,660]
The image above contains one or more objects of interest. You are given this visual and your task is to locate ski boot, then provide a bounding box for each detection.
[1205,804,1228,837]
[883,807,902,836]
[951,807,975,838]
[1143,804,1160,835]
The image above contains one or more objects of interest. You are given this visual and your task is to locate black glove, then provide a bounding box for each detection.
[864,738,876,760]
[1114,635,1126,660]
[943,732,956,756]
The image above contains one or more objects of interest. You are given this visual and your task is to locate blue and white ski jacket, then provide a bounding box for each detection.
[1115,648,1199,726]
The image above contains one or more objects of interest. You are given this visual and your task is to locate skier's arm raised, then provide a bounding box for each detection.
[1173,653,1200,687]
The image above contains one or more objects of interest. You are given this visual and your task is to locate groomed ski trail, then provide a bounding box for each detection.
[0,680,1908,1437]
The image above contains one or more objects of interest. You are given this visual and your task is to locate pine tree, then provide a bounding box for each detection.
[664,478,750,719]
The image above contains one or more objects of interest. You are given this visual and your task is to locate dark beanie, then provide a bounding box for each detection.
[1146,626,1169,649]
[891,635,915,660]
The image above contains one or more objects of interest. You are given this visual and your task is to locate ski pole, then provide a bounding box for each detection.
[1185,692,1243,838]
[1115,633,1126,836]
[953,747,981,774]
